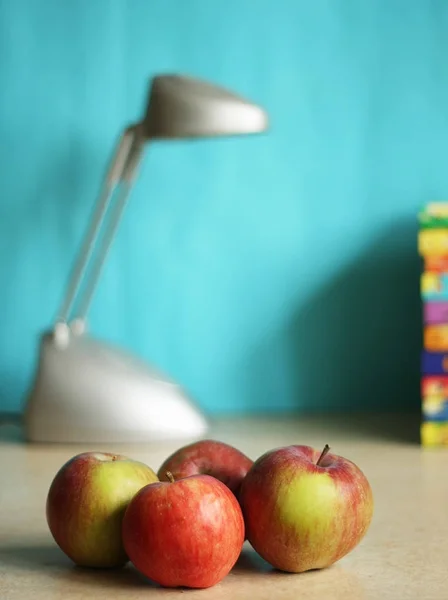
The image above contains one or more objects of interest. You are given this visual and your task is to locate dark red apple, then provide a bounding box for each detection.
[239,444,374,573]
[157,439,253,499]
[122,473,245,588]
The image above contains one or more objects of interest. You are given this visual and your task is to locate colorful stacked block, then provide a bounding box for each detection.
[419,203,448,446]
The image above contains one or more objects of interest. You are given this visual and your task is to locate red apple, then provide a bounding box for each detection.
[157,439,253,499]
[122,472,245,588]
[46,451,158,568]
[239,444,374,573]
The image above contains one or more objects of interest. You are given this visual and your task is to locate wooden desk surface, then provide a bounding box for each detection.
[0,414,443,600]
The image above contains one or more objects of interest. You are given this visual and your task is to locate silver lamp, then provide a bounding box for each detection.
[24,74,269,444]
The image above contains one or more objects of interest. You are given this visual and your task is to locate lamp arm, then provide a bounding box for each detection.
[55,124,145,334]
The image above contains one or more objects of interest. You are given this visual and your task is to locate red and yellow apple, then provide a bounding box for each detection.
[157,439,253,499]
[46,451,158,568]
[122,472,245,588]
[239,444,374,573]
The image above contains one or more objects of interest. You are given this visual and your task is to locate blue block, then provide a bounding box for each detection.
[422,351,448,374]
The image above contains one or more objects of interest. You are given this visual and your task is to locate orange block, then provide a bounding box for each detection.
[425,256,448,272]
[424,325,448,352]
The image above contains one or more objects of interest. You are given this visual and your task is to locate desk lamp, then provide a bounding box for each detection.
[24,74,268,443]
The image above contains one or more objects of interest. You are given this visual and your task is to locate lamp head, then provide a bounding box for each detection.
[141,74,268,140]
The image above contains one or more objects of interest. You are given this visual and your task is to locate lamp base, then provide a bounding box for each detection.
[24,332,208,444]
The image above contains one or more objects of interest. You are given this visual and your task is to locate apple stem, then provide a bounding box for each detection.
[166,471,175,484]
[316,444,330,466]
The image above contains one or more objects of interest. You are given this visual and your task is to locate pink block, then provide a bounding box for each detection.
[424,302,448,324]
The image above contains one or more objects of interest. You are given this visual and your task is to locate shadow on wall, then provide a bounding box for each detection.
[245,218,422,414]
[287,219,422,413]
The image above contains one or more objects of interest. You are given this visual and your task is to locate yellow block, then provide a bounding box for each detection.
[418,229,448,256]
[421,422,448,446]
[421,272,441,295]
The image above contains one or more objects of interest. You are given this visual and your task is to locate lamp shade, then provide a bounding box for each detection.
[142,74,269,139]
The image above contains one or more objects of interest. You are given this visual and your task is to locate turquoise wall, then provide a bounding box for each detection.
[1,0,441,415]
